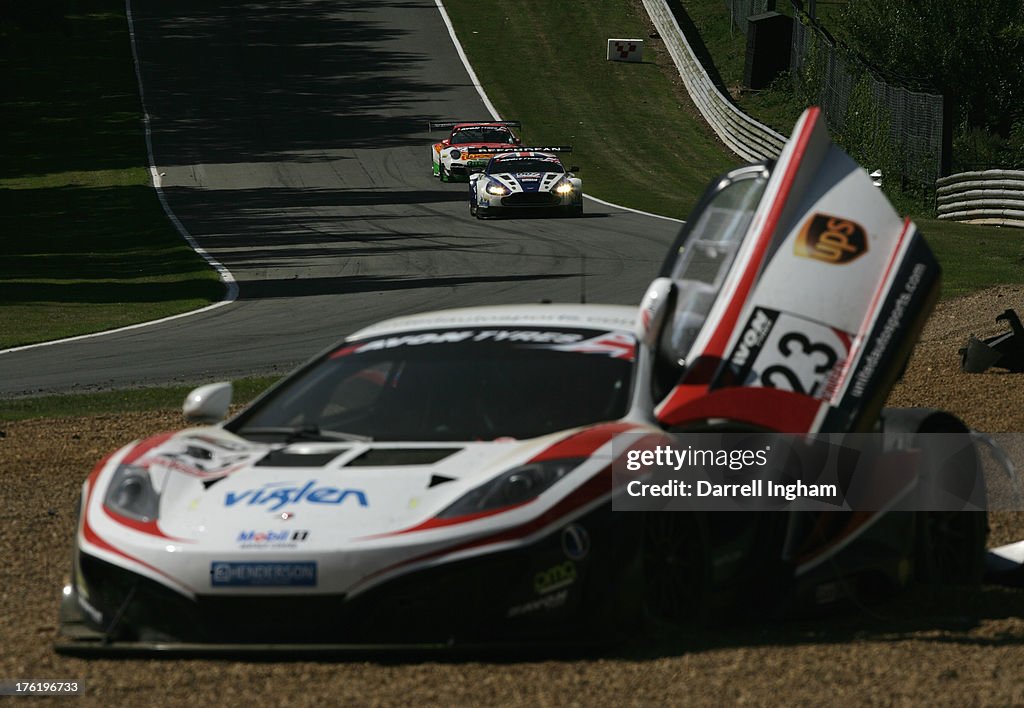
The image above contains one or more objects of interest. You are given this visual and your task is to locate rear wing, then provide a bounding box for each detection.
[427,120,522,130]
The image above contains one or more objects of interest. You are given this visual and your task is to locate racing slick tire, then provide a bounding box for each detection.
[879,408,989,585]
[470,202,478,218]
[562,205,583,218]
[439,163,450,183]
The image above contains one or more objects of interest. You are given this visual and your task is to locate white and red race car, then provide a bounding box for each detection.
[429,120,522,181]
[59,108,993,652]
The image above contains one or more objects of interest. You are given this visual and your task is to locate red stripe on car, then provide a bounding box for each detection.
[529,422,639,462]
[662,387,819,433]
[353,464,615,591]
[80,452,194,593]
[121,431,176,465]
[368,422,640,539]
[101,506,195,543]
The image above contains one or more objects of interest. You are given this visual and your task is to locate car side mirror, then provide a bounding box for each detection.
[183,382,233,424]
[636,277,674,348]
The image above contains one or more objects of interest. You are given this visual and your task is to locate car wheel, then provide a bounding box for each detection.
[470,202,477,217]
[641,512,711,627]
[439,163,449,183]
[910,420,989,585]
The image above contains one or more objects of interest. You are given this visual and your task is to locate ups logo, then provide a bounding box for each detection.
[795,214,867,264]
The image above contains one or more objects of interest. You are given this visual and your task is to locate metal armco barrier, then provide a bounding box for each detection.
[641,0,786,162]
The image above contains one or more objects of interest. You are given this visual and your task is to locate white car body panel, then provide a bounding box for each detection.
[77,304,646,604]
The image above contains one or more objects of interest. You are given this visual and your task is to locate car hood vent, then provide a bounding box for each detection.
[254,449,346,468]
[346,448,460,466]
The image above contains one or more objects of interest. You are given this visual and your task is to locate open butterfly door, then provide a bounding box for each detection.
[637,107,940,434]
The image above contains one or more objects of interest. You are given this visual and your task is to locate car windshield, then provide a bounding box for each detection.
[230,327,634,442]
[661,168,769,364]
[451,127,517,145]
[490,158,564,174]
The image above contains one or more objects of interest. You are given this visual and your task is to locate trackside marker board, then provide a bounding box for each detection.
[607,39,643,62]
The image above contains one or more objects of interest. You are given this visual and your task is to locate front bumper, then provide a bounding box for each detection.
[58,504,642,651]
[477,191,582,216]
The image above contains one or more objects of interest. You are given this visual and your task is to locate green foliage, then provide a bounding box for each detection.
[791,23,823,109]
[837,0,1024,136]
[1009,120,1024,169]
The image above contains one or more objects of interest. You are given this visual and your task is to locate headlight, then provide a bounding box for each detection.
[485,181,509,196]
[437,458,584,518]
[103,464,160,521]
[555,180,574,195]
[449,148,462,159]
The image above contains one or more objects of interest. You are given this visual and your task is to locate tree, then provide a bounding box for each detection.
[837,0,1024,135]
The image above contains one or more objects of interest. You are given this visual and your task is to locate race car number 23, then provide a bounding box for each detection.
[733,309,849,399]
[760,331,838,396]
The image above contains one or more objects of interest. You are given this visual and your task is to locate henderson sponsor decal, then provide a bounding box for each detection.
[210,561,318,587]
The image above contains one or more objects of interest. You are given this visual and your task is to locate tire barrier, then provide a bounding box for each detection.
[936,170,1024,228]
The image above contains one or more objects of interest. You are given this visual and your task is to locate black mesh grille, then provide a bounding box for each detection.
[502,192,559,206]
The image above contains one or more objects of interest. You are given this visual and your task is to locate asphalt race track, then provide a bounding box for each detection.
[0,0,680,398]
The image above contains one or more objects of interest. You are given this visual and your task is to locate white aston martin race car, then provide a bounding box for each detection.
[59,108,993,653]
[468,148,583,218]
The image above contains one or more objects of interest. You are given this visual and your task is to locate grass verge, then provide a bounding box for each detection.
[0,0,222,349]
[0,377,279,422]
